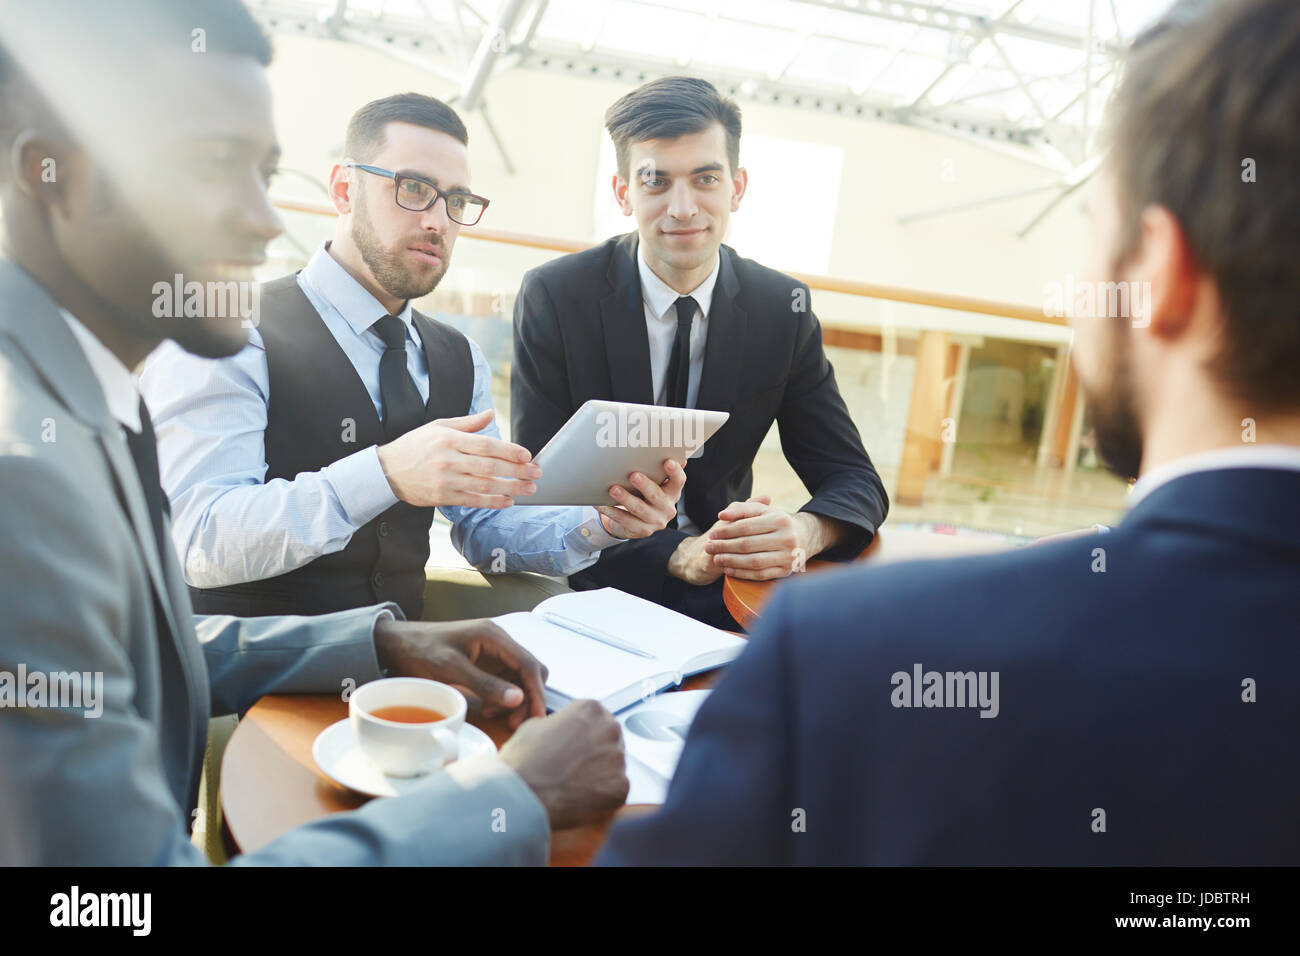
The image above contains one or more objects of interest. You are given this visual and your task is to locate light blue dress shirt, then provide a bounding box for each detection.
[139,243,620,589]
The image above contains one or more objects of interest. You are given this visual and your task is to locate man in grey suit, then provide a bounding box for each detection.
[0,0,627,865]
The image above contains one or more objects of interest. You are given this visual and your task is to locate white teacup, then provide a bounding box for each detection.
[350,678,466,777]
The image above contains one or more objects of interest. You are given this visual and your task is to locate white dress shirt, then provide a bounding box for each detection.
[638,247,719,410]
[139,243,620,589]
[638,247,720,535]
[60,309,141,433]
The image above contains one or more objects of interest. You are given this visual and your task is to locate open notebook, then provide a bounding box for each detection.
[493,588,747,713]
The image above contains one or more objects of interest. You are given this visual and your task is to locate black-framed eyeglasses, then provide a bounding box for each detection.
[344,163,490,226]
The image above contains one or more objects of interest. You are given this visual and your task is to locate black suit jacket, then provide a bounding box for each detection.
[512,233,888,605]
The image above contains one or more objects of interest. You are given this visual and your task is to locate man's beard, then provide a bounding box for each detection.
[1081,318,1144,482]
[72,166,253,360]
[165,315,250,359]
[351,190,450,303]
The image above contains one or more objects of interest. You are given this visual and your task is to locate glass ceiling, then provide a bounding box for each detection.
[251,0,1180,167]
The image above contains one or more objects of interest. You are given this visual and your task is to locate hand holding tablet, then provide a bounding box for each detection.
[595,458,686,539]
[526,400,729,506]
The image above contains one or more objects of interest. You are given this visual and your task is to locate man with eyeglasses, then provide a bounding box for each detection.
[141,92,685,624]
[512,77,888,628]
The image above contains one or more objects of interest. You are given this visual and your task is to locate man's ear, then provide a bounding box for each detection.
[730,167,748,212]
[10,130,73,208]
[611,173,632,216]
[1133,204,1199,340]
[328,162,355,215]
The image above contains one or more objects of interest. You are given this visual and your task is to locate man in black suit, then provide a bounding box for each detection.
[597,0,1300,865]
[512,77,888,627]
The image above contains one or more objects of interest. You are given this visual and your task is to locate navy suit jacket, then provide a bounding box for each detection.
[598,466,1300,865]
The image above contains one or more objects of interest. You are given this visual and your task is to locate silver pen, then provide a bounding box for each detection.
[541,612,655,659]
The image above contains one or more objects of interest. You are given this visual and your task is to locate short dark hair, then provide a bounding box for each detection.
[344,93,468,163]
[604,76,741,179]
[0,0,272,179]
[1106,0,1300,408]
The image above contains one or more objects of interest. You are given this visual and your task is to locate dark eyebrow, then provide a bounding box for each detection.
[395,168,469,193]
[636,163,725,179]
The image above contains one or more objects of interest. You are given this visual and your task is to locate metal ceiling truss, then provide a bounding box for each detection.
[249,0,1126,232]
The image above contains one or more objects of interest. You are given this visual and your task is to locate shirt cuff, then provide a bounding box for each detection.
[368,603,406,678]
[567,506,624,552]
[324,445,400,527]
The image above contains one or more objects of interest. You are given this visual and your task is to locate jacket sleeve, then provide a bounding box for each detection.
[572,528,689,604]
[197,606,392,719]
[778,298,889,560]
[596,586,797,865]
[0,453,549,867]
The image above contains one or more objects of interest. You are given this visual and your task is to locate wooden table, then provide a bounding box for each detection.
[221,673,718,866]
[722,527,1011,630]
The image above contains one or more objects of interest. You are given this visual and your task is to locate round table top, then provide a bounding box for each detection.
[722,559,836,629]
[722,528,1011,630]
[221,673,717,866]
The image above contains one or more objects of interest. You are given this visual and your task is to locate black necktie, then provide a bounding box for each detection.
[373,314,426,441]
[665,296,696,408]
[122,397,170,564]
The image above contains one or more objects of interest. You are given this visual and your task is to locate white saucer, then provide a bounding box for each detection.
[312,719,497,798]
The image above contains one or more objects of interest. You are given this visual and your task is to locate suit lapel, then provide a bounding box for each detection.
[694,247,747,415]
[0,257,198,698]
[600,234,655,405]
[97,431,186,645]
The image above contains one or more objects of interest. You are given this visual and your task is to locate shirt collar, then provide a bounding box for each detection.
[1128,444,1300,508]
[637,245,720,322]
[301,242,416,341]
[58,308,142,433]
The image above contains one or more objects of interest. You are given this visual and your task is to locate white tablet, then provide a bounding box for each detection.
[523,401,729,506]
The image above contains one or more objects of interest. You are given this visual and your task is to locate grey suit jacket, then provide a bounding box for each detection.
[0,259,549,865]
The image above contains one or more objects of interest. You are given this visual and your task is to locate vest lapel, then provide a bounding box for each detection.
[262,274,386,442]
[412,311,475,419]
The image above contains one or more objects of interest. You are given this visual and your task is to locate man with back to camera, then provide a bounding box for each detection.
[140,91,685,625]
[511,77,889,629]
[597,0,1300,865]
[0,0,628,866]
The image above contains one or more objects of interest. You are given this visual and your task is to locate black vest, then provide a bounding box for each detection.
[188,274,474,621]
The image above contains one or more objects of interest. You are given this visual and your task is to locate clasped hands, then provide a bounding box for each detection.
[668,495,837,585]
